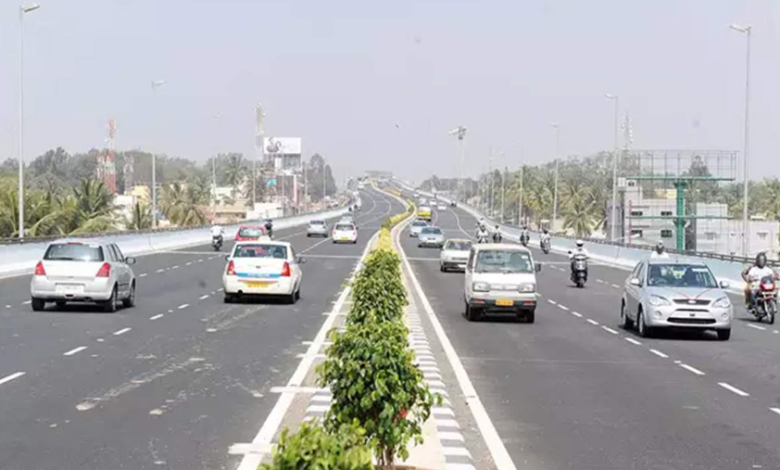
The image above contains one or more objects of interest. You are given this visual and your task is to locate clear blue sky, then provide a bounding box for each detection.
[0,0,778,183]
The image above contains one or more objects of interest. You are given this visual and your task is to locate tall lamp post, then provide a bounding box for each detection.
[150,80,166,228]
[605,93,620,241]
[18,3,41,238]
[730,23,752,257]
[550,123,560,230]
[448,126,467,202]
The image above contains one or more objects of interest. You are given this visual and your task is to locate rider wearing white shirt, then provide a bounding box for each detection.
[568,240,589,260]
[742,252,776,308]
[211,224,224,239]
[650,242,670,259]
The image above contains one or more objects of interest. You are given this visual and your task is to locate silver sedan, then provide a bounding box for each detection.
[418,227,444,248]
[621,260,733,340]
[306,220,329,237]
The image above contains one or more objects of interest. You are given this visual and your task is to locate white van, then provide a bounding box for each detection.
[464,243,541,323]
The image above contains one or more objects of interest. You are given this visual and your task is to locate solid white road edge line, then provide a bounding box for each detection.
[717,382,750,397]
[393,212,518,470]
[0,372,26,386]
[234,225,381,470]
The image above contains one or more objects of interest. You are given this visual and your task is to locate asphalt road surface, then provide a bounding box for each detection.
[0,188,405,470]
[400,201,780,470]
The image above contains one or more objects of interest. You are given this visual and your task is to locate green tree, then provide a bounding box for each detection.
[124,202,153,230]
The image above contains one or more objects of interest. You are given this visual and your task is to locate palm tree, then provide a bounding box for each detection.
[124,202,153,230]
[161,182,207,227]
[223,154,248,199]
[562,194,596,237]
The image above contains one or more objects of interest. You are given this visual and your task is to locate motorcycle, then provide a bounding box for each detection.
[212,235,223,252]
[265,223,273,239]
[570,253,588,288]
[541,239,551,254]
[477,233,490,244]
[749,275,778,324]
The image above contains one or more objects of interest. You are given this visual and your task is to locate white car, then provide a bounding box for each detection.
[30,239,137,313]
[464,243,541,322]
[440,239,472,272]
[332,222,358,244]
[437,203,447,211]
[409,220,428,237]
[306,220,329,237]
[223,241,304,304]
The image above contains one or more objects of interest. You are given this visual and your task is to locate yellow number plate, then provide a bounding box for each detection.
[496,299,514,307]
[246,281,273,288]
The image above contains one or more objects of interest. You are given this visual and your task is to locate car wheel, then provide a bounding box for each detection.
[307,234,311,238]
[56,301,67,309]
[525,309,535,324]
[122,282,136,308]
[31,297,45,312]
[465,302,481,322]
[295,283,302,301]
[717,329,731,341]
[286,291,297,304]
[440,264,445,272]
[103,286,118,313]
[621,301,634,330]
[637,310,651,338]
[224,294,234,304]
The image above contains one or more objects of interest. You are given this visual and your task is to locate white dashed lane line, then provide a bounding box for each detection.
[586,319,599,326]
[172,265,179,270]
[156,269,165,273]
[571,311,583,318]
[547,299,557,305]
[113,327,132,336]
[679,364,706,376]
[0,372,26,386]
[718,382,750,397]
[558,305,569,311]
[770,408,780,416]
[63,346,88,357]
[747,324,766,331]
[149,314,164,320]
[611,284,620,289]
[625,337,642,345]
[138,273,148,278]
[199,294,209,300]
[22,300,31,305]
[602,326,619,335]
[649,349,669,359]
[178,303,190,309]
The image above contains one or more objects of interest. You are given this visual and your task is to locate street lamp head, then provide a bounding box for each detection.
[729,23,751,33]
[20,3,40,13]
[605,93,617,100]
[151,80,166,89]
[549,122,559,129]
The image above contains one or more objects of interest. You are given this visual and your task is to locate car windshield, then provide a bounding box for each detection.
[446,241,472,251]
[44,243,104,262]
[646,264,718,288]
[310,221,325,226]
[238,227,264,238]
[233,244,287,259]
[421,227,442,235]
[413,221,427,227]
[335,224,354,231]
[475,250,533,273]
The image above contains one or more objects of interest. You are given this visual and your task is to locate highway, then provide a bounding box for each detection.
[0,188,405,470]
[399,201,780,469]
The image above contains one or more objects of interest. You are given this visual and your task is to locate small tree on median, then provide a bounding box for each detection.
[260,421,374,470]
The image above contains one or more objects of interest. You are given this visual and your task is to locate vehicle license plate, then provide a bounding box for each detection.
[496,299,514,307]
[56,284,84,294]
[246,281,273,288]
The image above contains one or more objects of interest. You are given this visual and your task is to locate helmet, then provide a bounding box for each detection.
[756,252,768,268]
[543,228,549,234]
[655,242,665,254]
[576,239,584,248]
[495,225,500,229]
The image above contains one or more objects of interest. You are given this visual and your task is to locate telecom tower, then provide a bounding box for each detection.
[97,119,118,194]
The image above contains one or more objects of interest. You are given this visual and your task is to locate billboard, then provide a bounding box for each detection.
[264,137,302,156]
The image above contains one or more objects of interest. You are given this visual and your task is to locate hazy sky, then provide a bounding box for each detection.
[0,0,778,184]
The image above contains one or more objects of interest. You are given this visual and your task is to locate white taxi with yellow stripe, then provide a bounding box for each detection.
[223,241,305,304]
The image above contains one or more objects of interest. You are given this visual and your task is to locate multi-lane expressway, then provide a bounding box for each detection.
[3,184,780,470]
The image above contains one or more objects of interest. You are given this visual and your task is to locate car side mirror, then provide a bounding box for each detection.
[629,278,641,287]
[535,263,542,273]
[719,280,730,289]
[224,255,230,261]
[125,257,136,265]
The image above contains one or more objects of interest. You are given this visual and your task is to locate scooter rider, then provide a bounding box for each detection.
[540,228,551,248]
[519,226,530,245]
[265,218,274,238]
[476,224,489,243]
[650,241,670,259]
[492,225,502,243]
[211,223,224,247]
[742,252,776,309]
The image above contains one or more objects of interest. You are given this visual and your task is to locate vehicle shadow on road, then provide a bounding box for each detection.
[620,325,723,342]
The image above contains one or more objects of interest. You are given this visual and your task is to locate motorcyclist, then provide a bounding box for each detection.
[650,241,670,259]
[519,226,530,245]
[211,223,224,245]
[265,218,274,238]
[476,225,489,243]
[492,225,502,243]
[540,228,551,248]
[742,252,777,309]
[569,240,589,260]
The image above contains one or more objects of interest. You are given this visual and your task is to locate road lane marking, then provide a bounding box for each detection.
[586,319,599,326]
[22,300,31,305]
[770,408,780,416]
[435,419,460,429]
[156,269,164,273]
[747,324,766,331]
[625,338,642,345]
[172,265,179,270]
[438,431,464,442]
[0,372,26,386]
[679,364,706,376]
[63,346,88,356]
[149,314,164,320]
[5,305,10,308]
[442,447,472,458]
[113,327,132,336]
[611,284,620,289]
[649,349,669,358]
[185,262,192,266]
[138,273,148,278]
[199,294,210,300]
[178,303,189,309]
[718,382,750,397]
[602,326,619,334]
[547,299,557,305]
[597,279,605,284]
[217,288,224,292]
[571,311,583,317]
[558,305,569,311]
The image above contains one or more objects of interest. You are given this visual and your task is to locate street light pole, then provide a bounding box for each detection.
[605,94,620,241]
[518,164,525,226]
[448,126,467,202]
[730,23,752,257]
[550,123,560,230]
[211,113,222,222]
[150,80,166,228]
[18,3,40,238]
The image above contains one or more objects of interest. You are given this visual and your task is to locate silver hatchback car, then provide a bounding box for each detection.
[621,260,733,340]
[30,239,137,313]
[418,226,445,248]
[306,220,329,237]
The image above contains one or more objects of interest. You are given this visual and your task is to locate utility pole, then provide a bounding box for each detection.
[488,147,493,217]
[518,164,525,226]
[18,3,41,238]
[254,105,265,209]
[550,123,560,230]
[605,94,620,241]
[150,79,167,228]
[448,126,467,202]
[501,166,506,223]
[730,23,752,257]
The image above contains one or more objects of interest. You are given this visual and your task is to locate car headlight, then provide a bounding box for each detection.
[648,295,671,307]
[519,283,536,293]
[472,282,490,292]
[713,297,731,308]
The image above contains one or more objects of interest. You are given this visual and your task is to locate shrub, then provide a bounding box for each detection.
[260,421,374,470]
[317,320,435,467]
[347,248,406,325]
